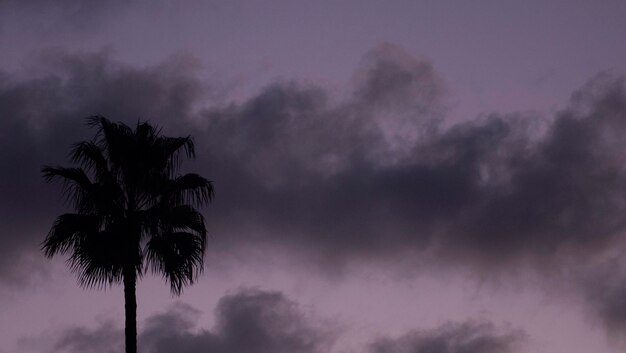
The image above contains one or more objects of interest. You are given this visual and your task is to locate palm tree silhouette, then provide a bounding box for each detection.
[42,116,213,353]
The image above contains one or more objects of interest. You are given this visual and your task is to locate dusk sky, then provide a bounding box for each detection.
[2,1,626,353]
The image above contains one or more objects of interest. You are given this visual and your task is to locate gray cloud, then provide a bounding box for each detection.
[141,289,334,353]
[578,256,626,336]
[49,321,123,353]
[201,67,626,273]
[0,49,205,284]
[439,77,626,269]
[37,289,524,353]
[369,321,525,353]
[353,43,446,117]
[0,0,135,31]
[195,56,626,332]
[3,44,626,333]
[38,289,335,353]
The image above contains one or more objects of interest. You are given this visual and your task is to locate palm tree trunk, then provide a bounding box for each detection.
[123,267,137,353]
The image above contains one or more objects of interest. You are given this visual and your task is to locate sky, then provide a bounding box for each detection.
[2,1,626,352]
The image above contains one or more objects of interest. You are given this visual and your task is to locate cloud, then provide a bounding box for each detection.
[34,289,524,353]
[353,43,446,117]
[0,0,135,31]
[0,49,205,284]
[201,65,626,274]
[578,256,626,337]
[35,288,335,353]
[0,43,448,284]
[142,289,334,353]
[48,321,123,353]
[3,46,626,341]
[369,321,525,353]
[437,75,626,269]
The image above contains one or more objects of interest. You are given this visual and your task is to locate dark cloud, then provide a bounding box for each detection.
[0,49,205,284]
[141,289,334,353]
[0,0,134,31]
[36,289,524,353]
[579,257,626,336]
[49,321,123,353]
[353,42,446,117]
[369,321,525,353]
[201,65,626,273]
[439,77,626,269]
[198,43,451,266]
[38,289,335,353]
[4,45,626,340]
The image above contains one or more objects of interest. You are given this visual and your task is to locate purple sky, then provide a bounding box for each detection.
[2,1,626,352]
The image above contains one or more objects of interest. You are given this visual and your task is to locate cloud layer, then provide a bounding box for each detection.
[0,50,204,284]
[36,289,523,353]
[40,289,332,353]
[3,45,626,335]
[370,321,524,353]
[201,56,626,274]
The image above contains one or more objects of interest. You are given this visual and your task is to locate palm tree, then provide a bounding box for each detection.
[42,116,213,353]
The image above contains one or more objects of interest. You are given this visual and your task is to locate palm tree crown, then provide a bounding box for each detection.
[42,116,213,353]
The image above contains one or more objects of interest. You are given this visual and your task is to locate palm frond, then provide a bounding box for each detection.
[94,116,135,168]
[145,232,205,294]
[70,141,108,177]
[160,136,195,159]
[166,205,207,235]
[67,226,142,289]
[42,166,92,186]
[156,136,195,175]
[43,116,211,296]
[42,166,93,210]
[42,213,100,257]
[169,173,214,207]
[139,204,207,237]
[136,121,157,144]
[43,165,124,215]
